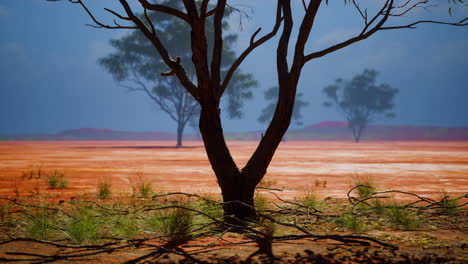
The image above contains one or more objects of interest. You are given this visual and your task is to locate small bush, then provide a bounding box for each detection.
[97,177,112,199]
[254,192,269,211]
[47,170,68,189]
[65,203,100,244]
[336,213,368,233]
[352,174,376,198]
[147,201,193,244]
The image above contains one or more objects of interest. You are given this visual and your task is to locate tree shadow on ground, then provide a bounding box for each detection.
[0,238,461,264]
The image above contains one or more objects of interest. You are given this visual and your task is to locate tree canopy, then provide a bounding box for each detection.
[323,69,398,142]
[258,86,309,127]
[98,0,257,147]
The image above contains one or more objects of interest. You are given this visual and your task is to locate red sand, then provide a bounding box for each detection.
[0,141,467,200]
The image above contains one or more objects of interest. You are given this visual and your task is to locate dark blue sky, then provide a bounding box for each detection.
[1,0,467,135]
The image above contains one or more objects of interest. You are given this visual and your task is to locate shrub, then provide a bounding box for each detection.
[300,188,322,211]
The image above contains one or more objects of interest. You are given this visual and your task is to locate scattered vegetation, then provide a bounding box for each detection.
[65,203,100,244]
[47,170,68,189]
[437,189,461,215]
[146,199,194,245]
[130,172,153,198]
[383,201,422,231]
[97,177,112,199]
[336,213,367,233]
[0,179,466,263]
[352,174,376,198]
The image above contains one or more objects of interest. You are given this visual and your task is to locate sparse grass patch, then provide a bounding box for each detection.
[384,201,421,231]
[130,172,153,198]
[299,187,322,211]
[146,199,194,244]
[47,170,68,189]
[64,203,100,244]
[352,174,376,198]
[336,213,368,233]
[97,177,112,199]
[437,189,460,215]
[24,206,57,240]
[111,214,139,239]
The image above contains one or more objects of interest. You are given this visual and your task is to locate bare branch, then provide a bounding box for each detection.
[118,0,199,101]
[381,18,468,30]
[138,0,189,22]
[66,0,137,29]
[219,2,283,98]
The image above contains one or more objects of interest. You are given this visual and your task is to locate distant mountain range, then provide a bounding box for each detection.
[2,121,468,141]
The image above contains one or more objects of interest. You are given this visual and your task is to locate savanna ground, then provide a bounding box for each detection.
[0,141,466,263]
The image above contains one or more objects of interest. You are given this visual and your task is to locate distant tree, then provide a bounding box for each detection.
[323,69,398,142]
[99,0,257,148]
[258,86,309,127]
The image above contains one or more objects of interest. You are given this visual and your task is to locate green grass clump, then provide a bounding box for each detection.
[111,214,139,239]
[384,202,421,231]
[437,189,460,215]
[147,201,193,245]
[47,170,68,189]
[131,172,153,198]
[97,178,112,199]
[65,203,100,244]
[336,213,368,233]
[352,174,376,198]
[25,207,57,240]
[300,188,322,212]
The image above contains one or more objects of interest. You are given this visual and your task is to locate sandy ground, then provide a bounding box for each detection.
[0,140,467,200]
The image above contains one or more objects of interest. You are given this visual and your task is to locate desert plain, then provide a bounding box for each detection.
[0,140,467,200]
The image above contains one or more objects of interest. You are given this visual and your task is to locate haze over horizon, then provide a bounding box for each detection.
[1,1,468,136]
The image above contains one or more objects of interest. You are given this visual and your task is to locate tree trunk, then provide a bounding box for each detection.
[176,122,184,148]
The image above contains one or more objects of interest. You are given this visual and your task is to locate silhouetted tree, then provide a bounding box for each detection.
[98,0,257,148]
[323,69,398,142]
[258,86,308,127]
[48,0,467,221]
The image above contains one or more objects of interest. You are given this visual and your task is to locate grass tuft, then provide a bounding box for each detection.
[97,177,112,199]
[437,189,460,215]
[65,203,100,244]
[47,170,68,189]
[336,213,368,233]
[384,201,421,231]
[352,174,376,198]
[147,200,193,245]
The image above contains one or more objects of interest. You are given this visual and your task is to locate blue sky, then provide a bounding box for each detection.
[1,0,467,135]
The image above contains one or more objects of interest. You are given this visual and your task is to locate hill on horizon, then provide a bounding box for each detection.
[2,121,468,141]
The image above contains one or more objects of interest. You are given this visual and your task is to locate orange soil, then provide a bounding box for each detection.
[0,140,467,201]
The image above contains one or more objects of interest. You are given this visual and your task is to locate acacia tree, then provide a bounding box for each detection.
[323,69,398,142]
[98,1,257,148]
[49,0,467,221]
[258,86,309,127]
